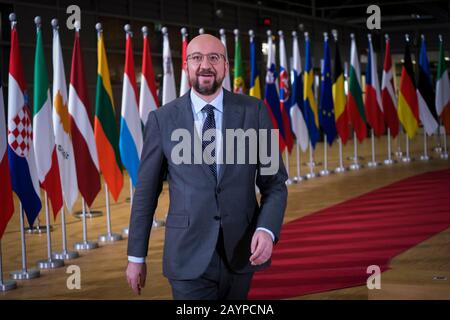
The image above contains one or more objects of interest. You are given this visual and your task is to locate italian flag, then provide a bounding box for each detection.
[33,25,63,218]
[436,37,450,133]
[94,28,123,202]
[347,35,367,143]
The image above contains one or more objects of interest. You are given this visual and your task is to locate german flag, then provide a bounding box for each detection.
[397,35,419,139]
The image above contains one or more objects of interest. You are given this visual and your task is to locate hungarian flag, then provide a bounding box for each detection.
[33,23,63,218]
[290,31,309,152]
[263,31,287,152]
[417,36,439,136]
[233,30,245,94]
[303,33,320,148]
[119,29,143,187]
[52,21,78,212]
[398,37,419,139]
[381,36,399,138]
[319,35,337,145]
[139,27,159,127]
[162,28,176,105]
[436,36,450,133]
[219,29,231,91]
[332,35,349,144]
[0,82,14,238]
[7,21,42,226]
[249,31,261,99]
[364,35,385,137]
[278,31,294,152]
[68,28,101,208]
[94,27,123,202]
[179,29,190,96]
[347,35,367,143]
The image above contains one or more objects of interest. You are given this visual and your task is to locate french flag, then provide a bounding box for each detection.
[120,27,143,187]
[7,21,42,226]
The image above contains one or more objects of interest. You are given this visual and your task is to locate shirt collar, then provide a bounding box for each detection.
[190,89,224,115]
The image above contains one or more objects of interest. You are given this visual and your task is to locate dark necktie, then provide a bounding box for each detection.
[202,104,217,179]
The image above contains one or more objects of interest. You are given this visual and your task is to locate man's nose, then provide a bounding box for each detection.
[199,56,212,68]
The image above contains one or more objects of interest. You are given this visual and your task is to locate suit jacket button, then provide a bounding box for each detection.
[214,216,221,221]
[216,187,221,194]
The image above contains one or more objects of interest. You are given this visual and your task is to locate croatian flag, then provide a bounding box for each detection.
[119,29,143,187]
[7,21,42,226]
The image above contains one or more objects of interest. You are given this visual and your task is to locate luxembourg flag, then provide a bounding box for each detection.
[120,27,143,187]
[7,18,42,226]
[139,26,159,127]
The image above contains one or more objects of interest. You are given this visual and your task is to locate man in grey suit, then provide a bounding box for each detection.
[126,34,288,299]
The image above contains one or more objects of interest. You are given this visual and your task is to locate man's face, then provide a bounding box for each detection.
[185,35,228,96]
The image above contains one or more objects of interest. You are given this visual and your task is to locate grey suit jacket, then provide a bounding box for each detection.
[127,89,288,280]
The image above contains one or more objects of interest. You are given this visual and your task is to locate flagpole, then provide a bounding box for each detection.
[284,149,293,184]
[396,126,404,158]
[320,134,331,176]
[123,177,133,236]
[420,130,430,161]
[37,191,64,269]
[349,132,361,170]
[99,183,122,243]
[335,138,346,173]
[74,197,98,250]
[306,142,317,179]
[293,142,303,182]
[384,128,395,165]
[442,127,449,159]
[53,204,79,260]
[367,129,379,167]
[0,240,17,291]
[10,202,40,280]
[402,134,412,162]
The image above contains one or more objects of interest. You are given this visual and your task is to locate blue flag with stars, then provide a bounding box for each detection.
[319,36,337,145]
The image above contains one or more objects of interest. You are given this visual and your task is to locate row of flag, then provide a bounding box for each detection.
[1,15,450,240]
[259,30,450,159]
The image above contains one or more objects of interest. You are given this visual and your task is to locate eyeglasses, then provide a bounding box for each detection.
[186,53,226,65]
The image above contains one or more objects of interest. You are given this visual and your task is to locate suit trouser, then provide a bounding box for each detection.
[169,228,254,300]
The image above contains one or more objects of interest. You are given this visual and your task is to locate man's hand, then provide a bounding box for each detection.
[126,262,147,295]
[250,230,273,266]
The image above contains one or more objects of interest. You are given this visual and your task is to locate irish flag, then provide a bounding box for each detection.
[347,34,367,143]
[139,26,159,127]
[33,22,63,217]
[119,27,142,187]
[68,26,101,207]
[436,35,450,133]
[94,26,123,202]
[233,29,245,94]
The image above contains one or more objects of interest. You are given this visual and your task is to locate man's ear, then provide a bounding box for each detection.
[183,60,188,71]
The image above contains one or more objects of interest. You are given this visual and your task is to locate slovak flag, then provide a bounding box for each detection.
[7,20,42,226]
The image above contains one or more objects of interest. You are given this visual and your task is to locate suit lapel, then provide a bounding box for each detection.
[218,89,244,185]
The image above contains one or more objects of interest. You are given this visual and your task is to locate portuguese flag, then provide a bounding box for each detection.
[94,29,123,201]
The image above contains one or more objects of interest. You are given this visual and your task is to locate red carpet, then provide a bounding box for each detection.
[249,169,450,299]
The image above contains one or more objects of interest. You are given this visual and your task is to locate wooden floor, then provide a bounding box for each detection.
[1,132,449,300]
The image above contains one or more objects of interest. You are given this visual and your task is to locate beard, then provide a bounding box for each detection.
[190,68,224,96]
